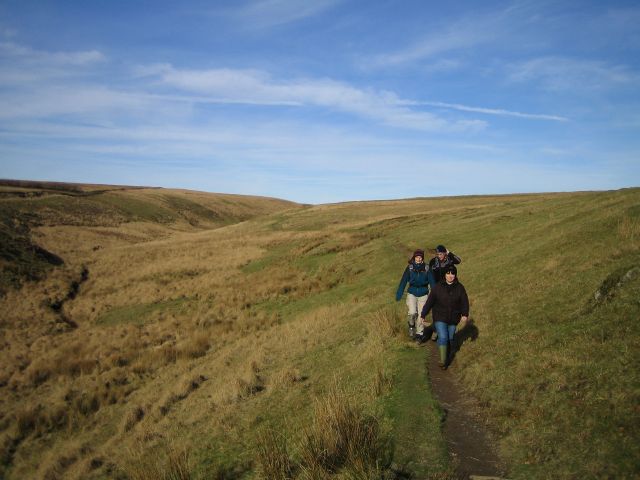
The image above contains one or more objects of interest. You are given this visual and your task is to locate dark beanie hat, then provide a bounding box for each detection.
[444,264,457,275]
[413,249,425,258]
[436,245,447,253]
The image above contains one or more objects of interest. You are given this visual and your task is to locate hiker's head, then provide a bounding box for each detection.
[436,245,447,261]
[412,249,424,264]
[444,265,457,283]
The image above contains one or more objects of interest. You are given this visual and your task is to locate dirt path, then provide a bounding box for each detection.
[425,341,507,479]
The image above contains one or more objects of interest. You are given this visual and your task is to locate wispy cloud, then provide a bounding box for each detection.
[0,86,150,119]
[155,65,486,132]
[370,28,492,68]
[0,41,106,65]
[366,10,505,68]
[508,56,638,91]
[234,0,341,28]
[399,100,568,122]
[0,41,107,87]
[0,40,487,133]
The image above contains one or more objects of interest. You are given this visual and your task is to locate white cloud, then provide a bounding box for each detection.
[370,28,493,68]
[0,39,487,133]
[156,65,485,132]
[235,0,341,28]
[0,41,106,65]
[508,56,638,91]
[1,27,17,38]
[366,10,504,68]
[399,100,568,122]
[0,87,148,119]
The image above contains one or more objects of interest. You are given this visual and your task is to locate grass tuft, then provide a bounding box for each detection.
[618,214,640,245]
[123,406,145,432]
[126,446,191,480]
[370,307,403,339]
[297,385,391,477]
[256,428,294,479]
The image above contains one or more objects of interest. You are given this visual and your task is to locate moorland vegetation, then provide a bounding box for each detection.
[0,181,638,479]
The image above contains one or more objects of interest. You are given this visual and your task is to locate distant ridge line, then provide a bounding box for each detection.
[0,178,156,194]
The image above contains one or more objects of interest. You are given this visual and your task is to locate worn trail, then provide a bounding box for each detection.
[425,340,507,479]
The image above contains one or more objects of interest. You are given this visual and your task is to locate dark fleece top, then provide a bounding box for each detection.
[421,278,469,325]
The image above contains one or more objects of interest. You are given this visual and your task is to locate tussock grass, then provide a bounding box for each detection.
[297,384,391,477]
[369,307,403,340]
[255,386,392,479]
[256,428,294,479]
[122,406,145,432]
[1,187,638,479]
[159,375,207,416]
[618,214,640,246]
[126,445,191,480]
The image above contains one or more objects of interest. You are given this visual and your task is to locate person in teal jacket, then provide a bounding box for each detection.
[396,249,433,343]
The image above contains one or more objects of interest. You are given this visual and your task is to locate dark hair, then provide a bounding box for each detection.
[436,245,447,253]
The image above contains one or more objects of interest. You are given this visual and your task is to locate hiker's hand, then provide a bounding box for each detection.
[461,316,468,323]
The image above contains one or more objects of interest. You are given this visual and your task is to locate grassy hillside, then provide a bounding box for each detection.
[0,188,638,479]
[0,180,299,295]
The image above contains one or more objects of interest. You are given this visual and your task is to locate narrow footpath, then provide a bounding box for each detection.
[426,341,507,480]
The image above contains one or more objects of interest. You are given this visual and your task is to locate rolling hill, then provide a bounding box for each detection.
[0,183,638,479]
[0,180,300,295]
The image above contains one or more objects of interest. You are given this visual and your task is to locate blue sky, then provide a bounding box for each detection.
[1,0,639,203]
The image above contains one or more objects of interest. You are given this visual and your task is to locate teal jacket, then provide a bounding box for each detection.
[396,261,432,300]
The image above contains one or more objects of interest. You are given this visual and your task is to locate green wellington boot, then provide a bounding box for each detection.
[438,345,448,369]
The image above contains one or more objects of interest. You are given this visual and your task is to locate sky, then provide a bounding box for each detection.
[1,0,639,203]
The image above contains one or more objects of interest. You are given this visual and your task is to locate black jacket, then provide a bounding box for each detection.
[420,279,469,325]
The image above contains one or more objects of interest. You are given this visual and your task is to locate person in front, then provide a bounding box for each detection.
[396,249,433,342]
[420,264,469,369]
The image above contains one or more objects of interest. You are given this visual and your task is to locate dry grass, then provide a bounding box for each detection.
[256,428,294,479]
[369,307,403,340]
[618,214,640,247]
[255,385,391,480]
[297,384,391,478]
[158,375,207,416]
[122,406,145,432]
[1,187,638,479]
[126,445,191,480]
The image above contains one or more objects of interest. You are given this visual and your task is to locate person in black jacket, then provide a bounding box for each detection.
[428,244,462,288]
[420,264,469,369]
[396,249,433,342]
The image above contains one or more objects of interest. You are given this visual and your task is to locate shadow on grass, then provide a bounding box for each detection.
[449,321,479,364]
[457,322,479,347]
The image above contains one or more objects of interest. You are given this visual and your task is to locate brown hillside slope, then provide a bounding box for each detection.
[0,188,638,479]
[0,180,300,295]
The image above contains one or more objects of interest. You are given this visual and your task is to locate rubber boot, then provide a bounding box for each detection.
[406,314,417,339]
[438,345,448,369]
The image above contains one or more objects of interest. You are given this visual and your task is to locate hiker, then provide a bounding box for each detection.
[420,264,469,370]
[395,249,433,343]
[428,245,462,288]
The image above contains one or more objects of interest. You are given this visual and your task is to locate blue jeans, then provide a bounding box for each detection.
[434,321,456,346]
